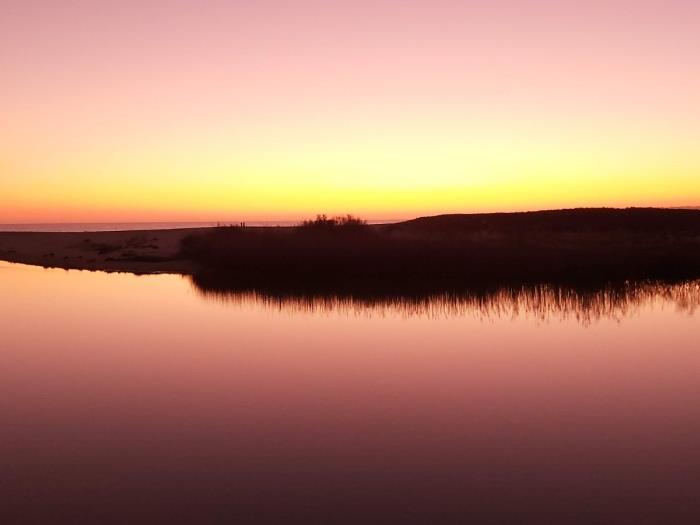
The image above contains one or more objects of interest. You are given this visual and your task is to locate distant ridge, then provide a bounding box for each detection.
[388,207,700,235]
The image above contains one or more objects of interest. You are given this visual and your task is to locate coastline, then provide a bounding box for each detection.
[0,228,205,274]
[3,208,700,283]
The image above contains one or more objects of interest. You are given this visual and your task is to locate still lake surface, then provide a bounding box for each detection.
[2,261,700,524]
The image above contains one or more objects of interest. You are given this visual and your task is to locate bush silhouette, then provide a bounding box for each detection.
[300,214,367,228]
[180,208,700,288]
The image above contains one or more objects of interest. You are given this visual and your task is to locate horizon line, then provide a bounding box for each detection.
[2,205,700,226]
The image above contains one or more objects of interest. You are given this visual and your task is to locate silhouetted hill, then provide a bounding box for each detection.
[180,208,700,290]
[387,208,700,235]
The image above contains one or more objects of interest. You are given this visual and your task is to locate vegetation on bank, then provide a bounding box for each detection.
[180,208,700,290]
[301,214,367,228]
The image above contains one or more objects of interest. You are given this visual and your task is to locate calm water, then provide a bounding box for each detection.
[0,220,397,232]
[2,261,700,524]
[0,221,286,232]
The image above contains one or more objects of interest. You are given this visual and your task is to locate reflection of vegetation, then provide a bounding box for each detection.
[188,276,700,324]
[181,208,700,322]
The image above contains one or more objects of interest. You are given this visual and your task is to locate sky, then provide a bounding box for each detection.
[1,0,699,222]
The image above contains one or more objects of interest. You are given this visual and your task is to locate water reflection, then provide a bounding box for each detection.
[4,262,700,523]
[189,276,700,324]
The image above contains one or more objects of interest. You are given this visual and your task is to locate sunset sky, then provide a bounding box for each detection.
[2,0,699,222]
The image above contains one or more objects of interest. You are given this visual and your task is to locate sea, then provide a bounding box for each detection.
[0,220,397,232]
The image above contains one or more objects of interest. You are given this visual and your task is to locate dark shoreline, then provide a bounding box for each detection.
[0,228,201,274]
[182,208,700,291]
[2,208,700,287]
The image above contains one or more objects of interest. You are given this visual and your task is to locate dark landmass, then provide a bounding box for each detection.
[2,208,700,290]
[182,208,700,293]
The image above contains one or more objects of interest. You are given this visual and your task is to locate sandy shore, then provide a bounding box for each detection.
[0,228,204,274]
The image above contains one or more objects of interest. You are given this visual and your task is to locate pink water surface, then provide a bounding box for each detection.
[1,262,699,523]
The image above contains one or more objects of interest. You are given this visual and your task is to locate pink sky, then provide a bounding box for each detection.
[2,0,699,221]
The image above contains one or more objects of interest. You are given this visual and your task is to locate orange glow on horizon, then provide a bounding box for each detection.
[2,1,699,223]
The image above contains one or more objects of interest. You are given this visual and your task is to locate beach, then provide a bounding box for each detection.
[0,228,202,274]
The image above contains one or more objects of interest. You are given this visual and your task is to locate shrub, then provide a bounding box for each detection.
[300,214,367,228]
